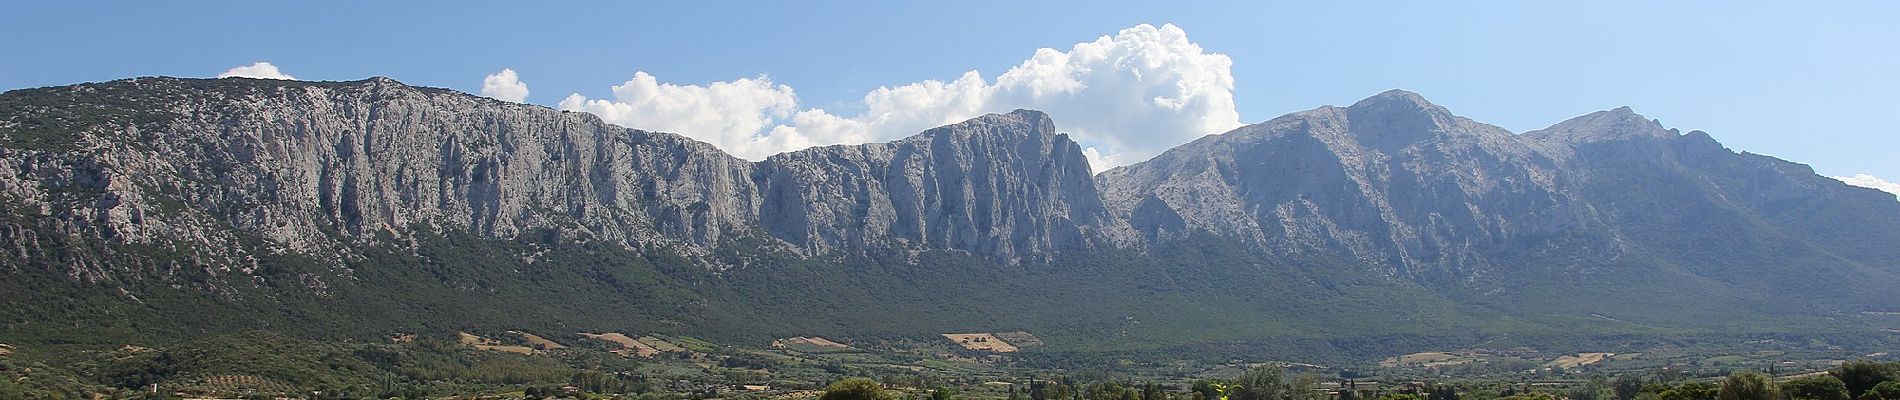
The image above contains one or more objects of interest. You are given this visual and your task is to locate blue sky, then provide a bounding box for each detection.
[3,1,1895,183]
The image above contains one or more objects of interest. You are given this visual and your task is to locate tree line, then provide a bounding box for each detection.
[813,360,1900,400]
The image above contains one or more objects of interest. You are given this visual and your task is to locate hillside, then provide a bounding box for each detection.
[2,77,1897,359]
[1097,90,1900,322]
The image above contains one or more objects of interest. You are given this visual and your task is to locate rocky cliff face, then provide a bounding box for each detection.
[5,77,1896,298]
[1524,108,1900,297]
[1097,90,1617,281]
[1099,89,1900,295]
[0,77,772,282]
[754,110,1131,263]
[6,76,1900,346]
[0,78,1126,279]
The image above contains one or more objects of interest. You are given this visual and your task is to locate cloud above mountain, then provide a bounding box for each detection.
[558,72,801,158]
[217,62,297,80]
[555,24,1239,169]
[481,69,530,103]
[1835,174,1900,200]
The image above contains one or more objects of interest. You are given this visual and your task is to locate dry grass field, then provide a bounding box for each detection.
[638,336,687,353]
[991,332,1043,347]
[512,331,566,350]
[581,332,662,357]
[942,333,1018,352]
[773,336,852,350]
[1547,352,1615,368]
[1380,352,1462,367]
[459,332,536,355]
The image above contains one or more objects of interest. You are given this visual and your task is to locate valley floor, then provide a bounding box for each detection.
[1,328,1894,399]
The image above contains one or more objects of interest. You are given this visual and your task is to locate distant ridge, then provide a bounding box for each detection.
[2,77,1897,351]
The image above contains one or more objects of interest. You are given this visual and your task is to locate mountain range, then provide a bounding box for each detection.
[2,77,1897,358]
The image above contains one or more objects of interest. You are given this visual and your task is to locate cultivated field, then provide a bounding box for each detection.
[511,331,567,350]
[175,374,296,397]
[1380,352,1463,367]
[639,336,688,353]
[774,336,852,350]
[991,332,1043,347]
[942,333,1018,352]
[458,332,535,355]
[581,332,662,357]
[1546,352,1615,369]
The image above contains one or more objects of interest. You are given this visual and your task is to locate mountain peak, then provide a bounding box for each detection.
[1350,89,1439,110]
[359,76,408,86]
[1528,106,1671,143]
[910,109,1058,143]
[1341,89,1460,150]
[974,109,1055,128]
[1004,108,1049,118]
[1345,89,1454,121]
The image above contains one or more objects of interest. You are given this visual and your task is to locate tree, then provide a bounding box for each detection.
[1143,383,1167,400]
[824,378,898,400]
[1865,381,1900,400]
[0,377,24,400]
[1034,379,1079,400]
[1573,376,1612,400]
[1661,382,1722,400]
[1617,376,1649,400]
[1718,372,1778,400]
[1428,384,1460,400]
[1836,361,1899,400]
[1291,374,1326,400]
[1088,382,1134,400]
[1782,375,1849,400]
[1192,380,1226,400]
[1228,366,1288,400]
[1052,379,1077,400]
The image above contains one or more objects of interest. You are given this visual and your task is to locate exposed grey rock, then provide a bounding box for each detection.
[0,78,769,278]
[0,78,1128,279]
[1098,90,1615,281]
[1100,89,1900,296]
[1524,109,1900,294]
[5,78,1896,300]
[754,110,1133,264]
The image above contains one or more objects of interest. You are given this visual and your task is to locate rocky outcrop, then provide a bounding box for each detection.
[0,77,1127,279]
[1097,90,1615,281]
[0,77,768,278]
[6,76,1900,345]
[1098,89,1900,292]
[754,110,1131,263]
[1525,108,1900,294]
[5,77,1897,295]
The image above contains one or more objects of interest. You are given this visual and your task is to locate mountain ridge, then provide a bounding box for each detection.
[1099,87,1900,307]
[0,77,1139,269]
[3,76,1898,351]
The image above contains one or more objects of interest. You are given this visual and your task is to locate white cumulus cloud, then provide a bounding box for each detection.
[481,68,530,103]
[987,24,1241,168]
[217,62,297,80]
[560,72,801,158]
[559,23,1240,169]
[1834,174,1900,200]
